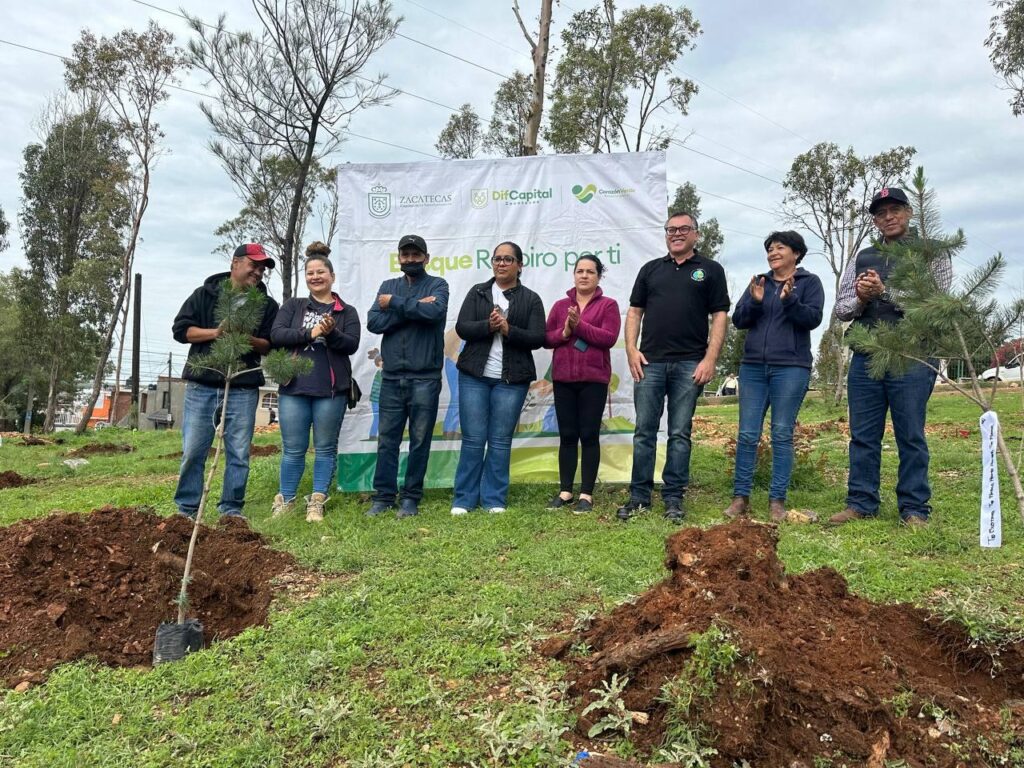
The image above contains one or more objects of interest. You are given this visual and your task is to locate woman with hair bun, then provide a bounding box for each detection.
[270,241,360,522]
[724,230,824,522]
[543,253,620,513]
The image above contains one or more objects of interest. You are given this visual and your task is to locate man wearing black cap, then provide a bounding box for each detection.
[171,243,279,519]
[365,235,449,518]
[831,188,952,527]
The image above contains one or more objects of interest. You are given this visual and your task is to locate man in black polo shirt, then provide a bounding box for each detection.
[619,211,731,522]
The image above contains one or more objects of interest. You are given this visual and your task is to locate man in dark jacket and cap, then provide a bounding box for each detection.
[171,243,279,519]
[365,234,449,519]
[830,187,952,527]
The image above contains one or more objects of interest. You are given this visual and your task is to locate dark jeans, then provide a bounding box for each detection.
[732,363,810,500]
[629,360,702,505]
[452,372,529,509]
[846,352,937,520]
[553,380,608,495]
[372,377,441,504]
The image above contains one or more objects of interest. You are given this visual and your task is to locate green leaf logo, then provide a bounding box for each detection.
[572,183,597,203]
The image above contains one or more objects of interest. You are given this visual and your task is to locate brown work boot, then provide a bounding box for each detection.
[769,499,787,522]
[828,507,865,526]
[305,492,328,523]
[723,496,750,519]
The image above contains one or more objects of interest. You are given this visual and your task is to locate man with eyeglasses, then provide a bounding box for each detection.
[619,212,731,523]
[365,234,449,519]
[830,187,952,527]
[171,243,279,520]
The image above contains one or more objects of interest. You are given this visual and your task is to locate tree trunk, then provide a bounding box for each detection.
[523,0,552,156]
[995,424,1024,524]
[43,356,60,433]
[76,178,148,434]
[111,280,133,425]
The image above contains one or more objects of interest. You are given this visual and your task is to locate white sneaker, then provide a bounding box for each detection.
[450,506,469,516]
[487,506,506,514]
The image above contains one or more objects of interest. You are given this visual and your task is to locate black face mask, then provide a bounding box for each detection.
[401,262,426,278]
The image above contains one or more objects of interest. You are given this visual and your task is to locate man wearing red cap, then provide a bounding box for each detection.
[831,188,952,527]
[171,243,279,519]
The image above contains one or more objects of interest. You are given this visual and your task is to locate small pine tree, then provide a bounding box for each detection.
[846,168,1024,521]
[175,280,309,624]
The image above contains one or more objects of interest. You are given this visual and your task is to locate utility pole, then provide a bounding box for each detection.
[22,381,33,435]
[167,351,174,428]
[130,273,141,429]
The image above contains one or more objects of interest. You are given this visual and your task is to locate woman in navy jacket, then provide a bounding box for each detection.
[270,242,360,522]
[724,231,824,522]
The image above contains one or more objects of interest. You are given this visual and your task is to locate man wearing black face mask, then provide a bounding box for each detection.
[365,234,449,518]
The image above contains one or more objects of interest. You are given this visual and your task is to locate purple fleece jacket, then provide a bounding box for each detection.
[544,287,621,383]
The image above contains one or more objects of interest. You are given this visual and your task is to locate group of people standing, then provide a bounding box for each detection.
[171,185,947,529]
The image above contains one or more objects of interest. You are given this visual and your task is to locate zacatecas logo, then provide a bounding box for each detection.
[368,184,391,218]
[572,183,597,203]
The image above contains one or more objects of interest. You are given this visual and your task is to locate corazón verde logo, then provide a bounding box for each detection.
[572,183,597,203]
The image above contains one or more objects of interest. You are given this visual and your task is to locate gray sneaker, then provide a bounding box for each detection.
[366,500,394,517]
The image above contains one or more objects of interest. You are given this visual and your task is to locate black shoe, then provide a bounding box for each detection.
[616,500,649,521]
[573,498,594,515]
[547,494,572,510]
[663,500,686,524]
[396,498,419,519]
[366,500,395,517]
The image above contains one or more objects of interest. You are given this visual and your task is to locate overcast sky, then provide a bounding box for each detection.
[2,0,1021,383]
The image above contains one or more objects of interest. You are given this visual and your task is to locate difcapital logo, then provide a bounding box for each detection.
[491,187,553,205]
[572,183,597,203]
[367,184,391,218]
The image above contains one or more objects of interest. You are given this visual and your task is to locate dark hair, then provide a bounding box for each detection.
[665,211,699,231]
[574,253,605,277]
[304,241,334,273]
[494,241,523,263]
[764,230,808,263]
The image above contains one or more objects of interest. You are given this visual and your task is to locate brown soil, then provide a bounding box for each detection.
[0,471,38,489]
[160,443,279,460]
[0,506,294,687]
[66,443,134,457]
[546,521,1024,768]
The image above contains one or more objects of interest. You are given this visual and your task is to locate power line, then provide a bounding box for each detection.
[400,0,531,58]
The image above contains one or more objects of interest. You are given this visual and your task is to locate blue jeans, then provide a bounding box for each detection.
[174,382,258,517]
[372,377,441,504]
[629,360,702,504]
[278,392,346,499]
[846,352,937,520]
[452,373,529,509]
[732,363,810,500]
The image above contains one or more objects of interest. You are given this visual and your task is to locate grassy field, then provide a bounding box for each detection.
[1,389,1023,767]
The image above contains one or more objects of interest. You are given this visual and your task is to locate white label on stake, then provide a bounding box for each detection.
[980,411,1002,548]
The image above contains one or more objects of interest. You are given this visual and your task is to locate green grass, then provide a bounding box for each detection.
[1,390,1023,766]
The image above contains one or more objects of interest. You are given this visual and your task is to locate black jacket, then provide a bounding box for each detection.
[271,293,361,393]
[456,279,545,384]
[366,273,449,380]
[172,272,279,389]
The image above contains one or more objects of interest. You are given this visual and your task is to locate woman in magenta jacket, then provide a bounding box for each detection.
[544,254,621,513]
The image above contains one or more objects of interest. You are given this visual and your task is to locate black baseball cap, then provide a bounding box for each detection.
[868,187,910,214]
[232,243,276,269]
[398,234,428,254]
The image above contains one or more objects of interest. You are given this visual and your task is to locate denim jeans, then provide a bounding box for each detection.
[846,352,937,520]
[732,363,810,500]
[278,392,346,499]
[174,382,258,517]
[452,372,529,509]
[372,377,441,504]
[629,360,702,504]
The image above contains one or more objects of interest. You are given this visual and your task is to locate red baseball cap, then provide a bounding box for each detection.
[232,243,276,269]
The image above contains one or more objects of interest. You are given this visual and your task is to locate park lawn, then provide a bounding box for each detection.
[1,389,1023,767]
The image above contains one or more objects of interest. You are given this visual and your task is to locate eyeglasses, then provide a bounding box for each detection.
[664,225,695,235]
[491,255,517,264]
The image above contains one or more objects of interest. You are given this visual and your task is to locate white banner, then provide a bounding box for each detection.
[333,152,667,491]
[980,410,1002,548]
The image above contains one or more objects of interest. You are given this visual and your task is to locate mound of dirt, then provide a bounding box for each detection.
[160,443,279,460]
[546,521,1024,768]
[0,471,38,489]
[0,506,294,687]
[66,443,134,457]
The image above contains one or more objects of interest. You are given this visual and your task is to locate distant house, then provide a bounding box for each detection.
[137,376,279,431]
